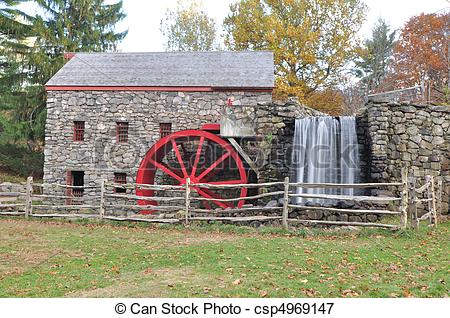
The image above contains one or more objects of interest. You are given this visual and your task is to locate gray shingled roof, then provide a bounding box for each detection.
[46,52,274,88]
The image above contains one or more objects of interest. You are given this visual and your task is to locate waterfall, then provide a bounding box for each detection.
[292,116,360,204]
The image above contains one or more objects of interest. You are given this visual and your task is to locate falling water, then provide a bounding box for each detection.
[291,116,360,204]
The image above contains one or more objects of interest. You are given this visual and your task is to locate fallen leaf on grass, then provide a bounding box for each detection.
[232,279,242,285]
[110,266,120,274]
[387,264,401,273]
[260,291,268,297]
[402,288,413,297]
[342,289,359,297]
[301,288,318,297]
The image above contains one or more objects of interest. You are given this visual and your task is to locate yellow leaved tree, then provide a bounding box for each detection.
[223,0,366,113]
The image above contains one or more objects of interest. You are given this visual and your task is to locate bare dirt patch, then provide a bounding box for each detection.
[67,267,207,297]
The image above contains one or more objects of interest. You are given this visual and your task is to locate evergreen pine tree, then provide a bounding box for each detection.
[355,19,396,94]
[1,0,127,149]
[0,0,33,143]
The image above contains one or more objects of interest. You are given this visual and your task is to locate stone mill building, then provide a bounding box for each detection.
[44,51,274,196]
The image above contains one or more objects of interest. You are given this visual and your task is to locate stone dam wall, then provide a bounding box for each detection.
[357,101,450,214]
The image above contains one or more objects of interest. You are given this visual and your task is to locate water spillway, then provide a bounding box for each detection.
[292,116,360,203]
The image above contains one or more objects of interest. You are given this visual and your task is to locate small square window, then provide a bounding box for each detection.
[74,121,85,141]
[160,123,172,138]
[116,122,128,142]
[114,173,127,193]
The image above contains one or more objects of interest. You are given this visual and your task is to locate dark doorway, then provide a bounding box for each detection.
[67,170,84,204]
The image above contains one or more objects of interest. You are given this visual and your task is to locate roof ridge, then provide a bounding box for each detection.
[71,51,274,55]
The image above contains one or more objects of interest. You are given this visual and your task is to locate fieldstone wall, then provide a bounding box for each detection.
[44,90,271,202]
[254,99,325,184]
[359,100,450,214]
[0,182,26,194]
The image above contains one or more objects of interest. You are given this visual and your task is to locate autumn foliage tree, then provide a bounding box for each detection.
[390,12,449,93]
[306,89,345,116]
[160,0,217,51]
[223,0,366,113]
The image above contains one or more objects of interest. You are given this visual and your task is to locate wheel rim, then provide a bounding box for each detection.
[136,130,248,210]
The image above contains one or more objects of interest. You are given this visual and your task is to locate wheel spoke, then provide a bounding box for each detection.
[194,187,232,209]
[190,136,204,178]
[197,152,230,181]
[197,155,231,182]
[171,138,188,178]
[147,158,183,182]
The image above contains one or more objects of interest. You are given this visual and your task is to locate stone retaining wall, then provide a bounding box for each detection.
[0,182,26,194]
[254,99,325,184]
[358,101,450,214]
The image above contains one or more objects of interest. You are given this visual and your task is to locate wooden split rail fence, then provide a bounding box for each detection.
[0,168,443,230]
[408,174,441,228]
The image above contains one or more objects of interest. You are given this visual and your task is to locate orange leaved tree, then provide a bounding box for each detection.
[223,0,366,112]
[390,12,449,94]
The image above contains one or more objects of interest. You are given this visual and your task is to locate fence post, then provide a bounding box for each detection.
[400,168,408,229]
[99,179,106,220]
[25,176,33,219]
[282,176,289,230]
[408,175,418,229]
[428,176,437,226]
[184,178,190,224]
[424,175,435,226]
[437,177,443,220]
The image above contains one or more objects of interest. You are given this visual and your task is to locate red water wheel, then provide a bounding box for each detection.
[136,130,248,210]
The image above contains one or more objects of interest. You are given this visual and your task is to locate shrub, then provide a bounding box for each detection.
[0,143,43,179]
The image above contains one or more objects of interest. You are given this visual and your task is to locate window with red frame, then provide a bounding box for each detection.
[116,122,129,142]
[160,123,172,138]
[114,173,127,193]
[74,121,85,141]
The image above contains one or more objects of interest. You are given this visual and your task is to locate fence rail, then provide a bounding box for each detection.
[0,168,443,230]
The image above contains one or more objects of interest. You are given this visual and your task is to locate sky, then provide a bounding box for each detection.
[20,0,450,52]
[115,0,449,52]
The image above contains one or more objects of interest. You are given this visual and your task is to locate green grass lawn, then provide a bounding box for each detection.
[0,217,448,297]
